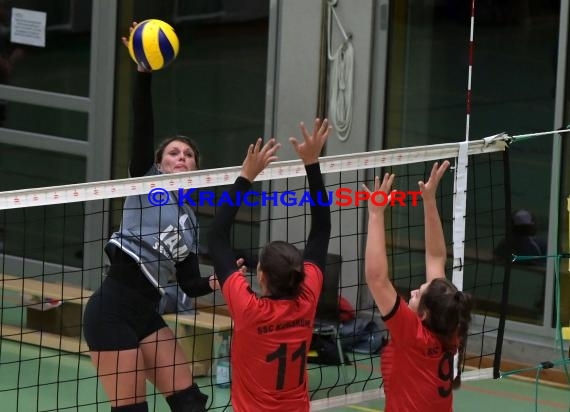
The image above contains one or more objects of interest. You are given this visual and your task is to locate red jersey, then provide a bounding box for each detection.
[381,296,457,412]
[380,339,394,396]
[222,261,323,412]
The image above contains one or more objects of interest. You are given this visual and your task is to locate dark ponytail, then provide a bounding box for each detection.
[419,278,473,389]
[452,290,473,389]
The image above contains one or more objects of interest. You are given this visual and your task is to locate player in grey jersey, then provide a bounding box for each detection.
[83,23,218,412]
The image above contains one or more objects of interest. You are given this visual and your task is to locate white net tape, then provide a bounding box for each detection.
[0,134,508,210]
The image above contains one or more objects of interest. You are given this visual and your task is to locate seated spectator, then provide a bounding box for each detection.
[495,209,547,266]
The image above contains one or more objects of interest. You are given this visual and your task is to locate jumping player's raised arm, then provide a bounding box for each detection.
[129,71,155,177]
[122,22,155,178]
[289,119,332,272]
[420,161,450,282]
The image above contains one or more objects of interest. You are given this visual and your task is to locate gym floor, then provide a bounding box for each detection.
[1,339,568,411]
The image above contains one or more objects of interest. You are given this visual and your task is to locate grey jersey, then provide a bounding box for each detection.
[108,165,199,291]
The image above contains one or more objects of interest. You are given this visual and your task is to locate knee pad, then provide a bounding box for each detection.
[110,402,148,412]
[166,383,208,412]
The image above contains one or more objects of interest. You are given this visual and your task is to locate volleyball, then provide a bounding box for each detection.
[128,19,179,71]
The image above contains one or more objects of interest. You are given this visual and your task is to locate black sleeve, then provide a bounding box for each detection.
[129,71,155,177]
[381,294,401,322]
[208,177,252,288]
[303,162,331,272]
[175,253,213,297]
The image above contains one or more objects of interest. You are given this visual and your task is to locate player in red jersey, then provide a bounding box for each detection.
[208,118,332,411]
[363,161,473,412]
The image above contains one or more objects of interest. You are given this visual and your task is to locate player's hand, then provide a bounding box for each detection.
[419,161,450,200]
[210,258,246,290]
[289,118,332,165]
[236,257,247,275]
[362,173,395,216]
[121,21,149,73]
[240,138,280,182]
[208,275,220,291]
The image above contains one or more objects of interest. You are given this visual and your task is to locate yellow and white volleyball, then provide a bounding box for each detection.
[128,19,179,71]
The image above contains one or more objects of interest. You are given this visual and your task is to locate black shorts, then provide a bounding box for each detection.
[83,276,167,351]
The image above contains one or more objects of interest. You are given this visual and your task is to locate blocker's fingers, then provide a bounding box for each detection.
[380,173,394,191]
[254,138,263,152]
[299,122,310,141]
[318,118,329,136]
[265,142,281,158]
[265,156,279,167]
[430,162,439,178]
[289,137,299,151]
[387,189,397,204]
[375,175,381,191]
[312,118,321,135]
[260,138,276,153]
[437,160,451,177]
[418,180,425,190]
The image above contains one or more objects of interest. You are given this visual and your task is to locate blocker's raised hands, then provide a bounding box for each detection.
[419,161,450,200]
[289,118,332,165]
[362,173,396,216]
[240,138,281,182]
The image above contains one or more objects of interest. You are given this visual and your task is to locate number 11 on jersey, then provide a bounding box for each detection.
[265,341,307,390]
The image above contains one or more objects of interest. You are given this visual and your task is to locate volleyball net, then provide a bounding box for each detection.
[0,135,511,410]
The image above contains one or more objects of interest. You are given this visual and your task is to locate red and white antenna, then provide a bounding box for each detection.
[465,0,476,142]
[453,0,477,290]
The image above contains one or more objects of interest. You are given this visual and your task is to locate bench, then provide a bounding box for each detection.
[0,273,232,376]
[162,310,233,376]
[1,273,92,338]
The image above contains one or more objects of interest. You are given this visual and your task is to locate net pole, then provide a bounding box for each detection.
[494,149,512,379]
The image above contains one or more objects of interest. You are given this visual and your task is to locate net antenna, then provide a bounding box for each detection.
[451,0,482,380]
[453,0,477,289]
